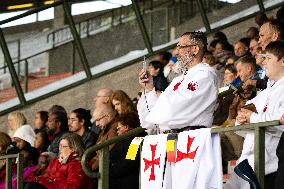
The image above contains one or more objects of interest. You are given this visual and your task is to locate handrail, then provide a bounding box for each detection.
[1,1,284,116]
[81,127,145,178]
[0,153,24,189]
[81,120,281,189]
[46,0,175,46]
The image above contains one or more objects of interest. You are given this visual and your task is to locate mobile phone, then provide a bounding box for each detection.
[142,56,148,79]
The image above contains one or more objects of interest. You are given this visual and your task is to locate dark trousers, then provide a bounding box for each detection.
[24,182,47,189]
[275,132,284,189]
[265,172,276,189]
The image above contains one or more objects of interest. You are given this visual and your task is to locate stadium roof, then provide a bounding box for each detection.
[0,0,116,13]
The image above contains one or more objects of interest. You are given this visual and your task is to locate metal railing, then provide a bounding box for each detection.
[81,120,281,189]
[0,153,24,189]
[46,0,227,47]
[46,0,174,47]
[0,0,283,116]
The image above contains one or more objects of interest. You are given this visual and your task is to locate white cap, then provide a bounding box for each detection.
[13,125,35,147]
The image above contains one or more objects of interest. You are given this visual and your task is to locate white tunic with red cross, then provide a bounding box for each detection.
[238,76,284,175]
[137,63,218,131]
[140,129,223,189]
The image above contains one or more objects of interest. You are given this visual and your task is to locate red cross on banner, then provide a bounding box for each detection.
[143,144,161,181]
[176,135,199,162]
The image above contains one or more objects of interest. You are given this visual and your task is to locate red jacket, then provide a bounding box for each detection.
[31,154,93,189]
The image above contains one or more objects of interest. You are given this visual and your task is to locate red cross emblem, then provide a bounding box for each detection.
[173,79,183,91]
[263,104,268,112]
[143,144,160,181]
[188,81,198,91]
[176,135,199,162]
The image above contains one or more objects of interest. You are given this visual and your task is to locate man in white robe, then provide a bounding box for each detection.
[137,32,218,132]
[225,41,284,189]
[137,32,222,189]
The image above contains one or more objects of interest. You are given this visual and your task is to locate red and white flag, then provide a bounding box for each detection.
[172,129,222,189]
[141,134,168,189]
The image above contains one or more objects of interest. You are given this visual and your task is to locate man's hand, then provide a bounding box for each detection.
[236,108,253,124]
[280,114,284,125]
[243,79,257,90]
[139,69,154,92]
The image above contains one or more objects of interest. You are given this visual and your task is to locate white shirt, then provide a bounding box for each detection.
[238,76,284,174]
[138,63,218,131]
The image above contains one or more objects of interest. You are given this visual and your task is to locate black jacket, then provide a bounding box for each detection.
[109,131,146,189]
[82,129,98,148]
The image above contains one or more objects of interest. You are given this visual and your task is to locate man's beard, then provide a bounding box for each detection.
[176,54,194,73]
[46,127,55,135]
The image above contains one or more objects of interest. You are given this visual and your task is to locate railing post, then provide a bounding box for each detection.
[71,42,76,75]
[256,0,265,13]
[62,0,92,79]
[52,32,55,48]
[0,28,26,105]
[98,147,109,189]
[196,0,212,33]
[254,126,265,189]
[86,21,90,37]
[111,10,115,26]
[17,40,21,76]
[24,59,29,93]
[5,158,12,189]
[131,0,154,55]
[17,153,24,189]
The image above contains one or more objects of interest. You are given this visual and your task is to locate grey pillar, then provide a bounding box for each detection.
[54,0,69,28]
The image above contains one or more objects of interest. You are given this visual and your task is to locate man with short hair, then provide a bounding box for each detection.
[47,111,69,155]
[234,38,250,58]
[244,21,282,91]
[91,104,117,170]
[138,31,218,132]
[235,56,259,84]
[259,21,282,51]
[94,88,113,108]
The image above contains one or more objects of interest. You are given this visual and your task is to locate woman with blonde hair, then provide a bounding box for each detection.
[7,112,27,137]
[111,90,136,115]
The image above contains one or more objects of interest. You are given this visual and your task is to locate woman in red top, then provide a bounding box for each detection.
[25,133,93,189]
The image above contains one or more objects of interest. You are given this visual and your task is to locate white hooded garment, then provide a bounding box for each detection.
[13,124,36,147]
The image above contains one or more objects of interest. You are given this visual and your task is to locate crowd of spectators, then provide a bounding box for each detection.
[0,6,284,189]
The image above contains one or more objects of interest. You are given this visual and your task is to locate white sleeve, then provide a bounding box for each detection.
[146,72,217,126]
[250,98,284,134]
[137,89,158,129]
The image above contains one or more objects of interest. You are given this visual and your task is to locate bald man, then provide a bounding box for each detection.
[91,104,117,170]
[94,88,113,108]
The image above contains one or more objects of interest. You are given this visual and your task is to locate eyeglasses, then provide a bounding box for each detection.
[95,114,107,122]
[59,145,70,149]
[176,44,196,50]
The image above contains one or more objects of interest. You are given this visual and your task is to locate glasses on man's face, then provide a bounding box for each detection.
[176,44,196,50]
[95,114,107,122]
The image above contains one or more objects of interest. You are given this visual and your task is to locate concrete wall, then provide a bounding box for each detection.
[0,62,140,132]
